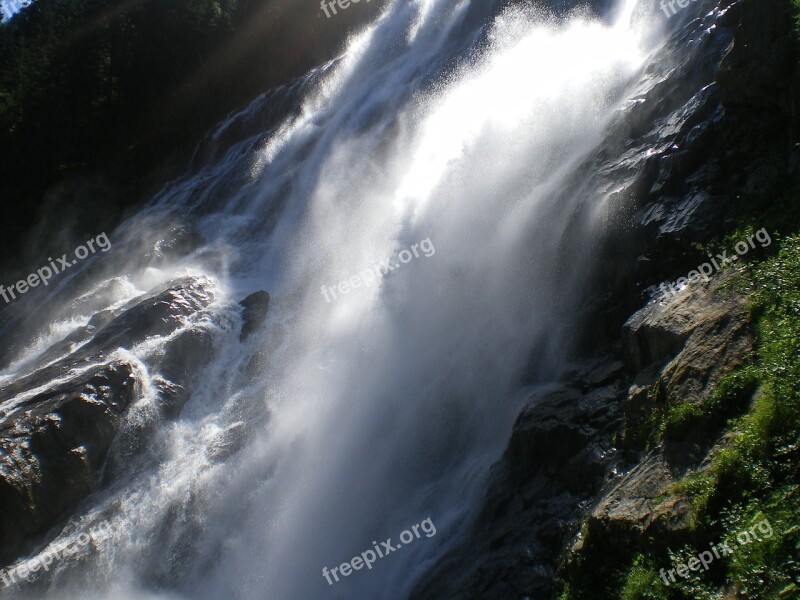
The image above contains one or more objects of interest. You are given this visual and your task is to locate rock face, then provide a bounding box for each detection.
[411,359,628,599]
[0,362,139,563]
[412,268,755,600]
[558,275,755,596]
[239,290,270,341]
[567,450,693,576]
[0,276,219,564]
[623,273,753,405]
[573,270,752,538]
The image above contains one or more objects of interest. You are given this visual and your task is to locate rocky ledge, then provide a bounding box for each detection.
[0,276,223,563]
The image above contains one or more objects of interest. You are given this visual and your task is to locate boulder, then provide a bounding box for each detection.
[3,276,216,396]
[0,362,139,563]
[622,271,749,375]
[574,450,693,561]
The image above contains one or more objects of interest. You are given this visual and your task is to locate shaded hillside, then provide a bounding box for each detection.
[0,0,380,273]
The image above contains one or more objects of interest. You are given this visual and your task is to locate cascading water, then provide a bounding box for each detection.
[0,0,671,598]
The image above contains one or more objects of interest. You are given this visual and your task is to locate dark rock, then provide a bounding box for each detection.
[565,450,694,582]
[716,0,797,113]
[239,290,270,341]
[158,328,218,418]
[0,276,220,565]
[3,276,216,395]
[206,422,248,463]
[410,358,627,600]
[638,191,730,244]
[90,277,215,351]
[0,362,139,563]
[559,268,755,596]
[506,388,587,476]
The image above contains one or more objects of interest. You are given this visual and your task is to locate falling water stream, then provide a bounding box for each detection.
[0,0,670,598]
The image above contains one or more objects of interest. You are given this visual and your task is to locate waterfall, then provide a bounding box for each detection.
[0,0,668,598]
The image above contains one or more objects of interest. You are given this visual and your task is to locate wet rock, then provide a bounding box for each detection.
[206,422,248,463]
[506,388,588,476]
[565,450,694,580]
[559,269,755,596]
[159,328,218,418]
[590,451,690,543]
[0,362,139,563]
[638,191,730,244]
[4,276,216,394]
[0,276,219,564]
[239,290,270,341]
[90,276,215,351]
[410,358,627,600]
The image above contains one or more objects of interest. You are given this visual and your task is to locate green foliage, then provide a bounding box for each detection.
[663,401,703,439]
[619,365,759,453]
[619,555,670,600]
[663,367,759,441]
[619,402,665,451]
[634,231,800,599]
[723,492,800,598]
[794,0,800,36]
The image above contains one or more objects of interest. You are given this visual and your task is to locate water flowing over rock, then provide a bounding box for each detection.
[412,0,791,596]
[0,362,139,563]
[0,276,218,564]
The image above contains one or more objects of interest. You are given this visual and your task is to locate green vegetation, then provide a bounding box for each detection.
[610,190,800,600]
[663,367,760,441]
[795,0,800,34]
[619,555,669,600]
[616,354,761,453]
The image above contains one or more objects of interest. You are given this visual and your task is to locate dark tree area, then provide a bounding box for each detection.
[0,0,379,270]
